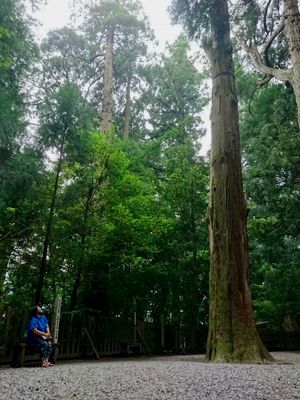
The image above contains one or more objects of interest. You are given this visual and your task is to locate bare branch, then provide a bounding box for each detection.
[84,76,102,99]
[257,74,273,86]
[263,0,272,34]
[243,43,293,83]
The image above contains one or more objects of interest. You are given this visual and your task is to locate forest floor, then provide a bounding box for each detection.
[0,352,299,399]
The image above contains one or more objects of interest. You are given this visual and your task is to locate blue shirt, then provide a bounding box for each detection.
[26,315,48,341]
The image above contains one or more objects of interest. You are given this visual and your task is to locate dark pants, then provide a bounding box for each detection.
[27,337,52,359]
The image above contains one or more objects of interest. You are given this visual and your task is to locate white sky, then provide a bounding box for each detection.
[33,0,211,155]
[34,0,182,47]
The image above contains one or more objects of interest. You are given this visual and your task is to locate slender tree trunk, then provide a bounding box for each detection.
[189,178,198,272]
[0,243,12,300]
[35,134,66,304]
[69,186,93,310]
[123,78,131,140]
[284,0,300,128]
[69,161,109,310]
[101,25,115,132]
[206,0,272,362]
[69,246,84,311]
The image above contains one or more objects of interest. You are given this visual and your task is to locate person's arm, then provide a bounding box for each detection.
[46,324,52,339]
[32,328,51,338]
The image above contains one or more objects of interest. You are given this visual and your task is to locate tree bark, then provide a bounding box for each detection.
[284,0,300,128]
[206,0,272,362]
[123,78,131,140]
[101,25,115,132]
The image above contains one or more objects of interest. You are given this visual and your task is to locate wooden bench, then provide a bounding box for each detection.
[11,342,59,367]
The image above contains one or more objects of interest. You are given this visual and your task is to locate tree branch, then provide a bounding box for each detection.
[262,21,285,65]
[243,43,293,83]
[263,0,272,34]
[257,74,273,86]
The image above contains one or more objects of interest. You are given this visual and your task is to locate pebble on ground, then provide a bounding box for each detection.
[0,352,299,400]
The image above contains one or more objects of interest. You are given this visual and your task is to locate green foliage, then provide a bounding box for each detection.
[133,35,208,144]
[169,0,213,40]
[239,79,300,329]
[0,0,210,337]
[83,0,145,30]
[0,146,48,303]
[0,0,42,301]
[38,82,96,152]
[0,0,38,153]
[40,27,90,90]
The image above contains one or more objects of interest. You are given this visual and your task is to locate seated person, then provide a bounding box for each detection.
[26,305,53,367]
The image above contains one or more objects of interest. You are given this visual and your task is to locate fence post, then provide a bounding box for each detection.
[52,296,62,344]
[160,315,165,350]
[133,298,137,343]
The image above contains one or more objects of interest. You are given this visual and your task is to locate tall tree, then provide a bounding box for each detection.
[170,0,272,361]
[81,0,150,132]
[35,83,94,304]
[113,23,153,140]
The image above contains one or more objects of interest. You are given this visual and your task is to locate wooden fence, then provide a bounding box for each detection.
[259,331,300,351]
[0,306,164,362]
[1,304,300,364]
[58,311,157,358]
[0,304,29,362]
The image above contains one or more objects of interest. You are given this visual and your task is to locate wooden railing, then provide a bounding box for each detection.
[58,311,138,358]
[1,305,299,364]
[259,331,300,351]
[0,305,30,361]
[0,306,163,362]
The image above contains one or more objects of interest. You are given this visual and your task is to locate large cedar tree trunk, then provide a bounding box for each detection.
[284,0,300,128]
[206,0,272,362]
[101,26,115,132]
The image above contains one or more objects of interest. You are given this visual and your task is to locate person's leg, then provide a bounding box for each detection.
[45,342,53,366]
[27,337,49,367]
[38,338,50,367]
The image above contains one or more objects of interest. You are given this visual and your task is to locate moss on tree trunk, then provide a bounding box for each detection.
[206,0,273,363]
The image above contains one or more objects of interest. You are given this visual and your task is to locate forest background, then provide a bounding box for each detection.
[0,0,299,344]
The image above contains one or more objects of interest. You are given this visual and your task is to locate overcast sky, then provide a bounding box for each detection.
[34,0,182,47]
[33,0,210,154]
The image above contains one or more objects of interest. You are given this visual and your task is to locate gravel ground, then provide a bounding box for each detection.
[0,352,299,400]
